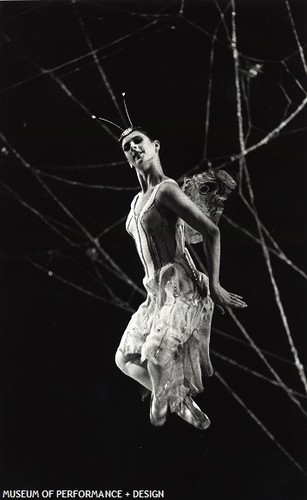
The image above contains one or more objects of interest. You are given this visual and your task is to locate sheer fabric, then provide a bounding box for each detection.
[117,179,214,412]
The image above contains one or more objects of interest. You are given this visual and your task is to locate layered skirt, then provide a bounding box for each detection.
[117,260,214,412]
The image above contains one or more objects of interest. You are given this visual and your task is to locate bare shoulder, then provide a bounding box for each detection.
[156,177,190,208]
[155,176,217,234]
[156,178,181,201]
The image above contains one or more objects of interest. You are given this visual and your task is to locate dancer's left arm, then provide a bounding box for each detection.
[157,181,247,310]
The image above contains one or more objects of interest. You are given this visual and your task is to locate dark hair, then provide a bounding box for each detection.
[119,126,155,145]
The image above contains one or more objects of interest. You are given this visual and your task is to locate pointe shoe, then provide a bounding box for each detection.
[175,395,211,430]
[150,394,168,427]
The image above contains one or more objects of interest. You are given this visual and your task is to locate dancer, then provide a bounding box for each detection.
[114,125,247,429]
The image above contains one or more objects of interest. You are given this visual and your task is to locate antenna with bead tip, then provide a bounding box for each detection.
[122,92,133,127]
[91,92,135,140]
[91,115,124,133]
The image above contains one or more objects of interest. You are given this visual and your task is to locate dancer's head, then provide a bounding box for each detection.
[120,127,160,170]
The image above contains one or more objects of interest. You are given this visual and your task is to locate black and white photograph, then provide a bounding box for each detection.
[0,0,306,498]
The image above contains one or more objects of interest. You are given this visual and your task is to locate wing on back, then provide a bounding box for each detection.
[181,169,237,244]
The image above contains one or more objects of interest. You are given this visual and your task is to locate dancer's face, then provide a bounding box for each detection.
[121,131,159,169]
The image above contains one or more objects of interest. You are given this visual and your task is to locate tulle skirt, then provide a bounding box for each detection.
[117,260,214,412]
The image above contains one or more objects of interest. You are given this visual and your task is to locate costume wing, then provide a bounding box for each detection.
[181,169,237,244]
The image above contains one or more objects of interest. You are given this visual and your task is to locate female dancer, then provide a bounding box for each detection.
[115,126,247,429]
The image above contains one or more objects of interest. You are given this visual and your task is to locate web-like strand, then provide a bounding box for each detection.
[30,260,134,313]
[0,131,145,301]
[284,0,307,76]
[0,14,174,95]
[230,0,307,394]
[227,309,307,417]
[212,350,307,400]
[222,215,307,281]
[241,166,307,394]
[215,371,307,477]
[72,0,127,126]
[213,327,307,370]
[202,1,231,160]
[1,0,306,477]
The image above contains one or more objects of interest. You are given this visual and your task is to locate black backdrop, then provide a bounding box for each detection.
[0,1,306,498]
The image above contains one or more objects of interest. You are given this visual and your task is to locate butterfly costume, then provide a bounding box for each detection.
[117,170,236,414]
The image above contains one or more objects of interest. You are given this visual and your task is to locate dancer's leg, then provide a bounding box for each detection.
[115,349,152,391]
[115,349,170,426]
[147,360,172,425]
[115,349,209,429]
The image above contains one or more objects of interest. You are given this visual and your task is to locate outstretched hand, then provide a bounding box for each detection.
[211,283,247,314]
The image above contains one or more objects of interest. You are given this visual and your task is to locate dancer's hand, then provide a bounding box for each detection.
[211,283,247,313]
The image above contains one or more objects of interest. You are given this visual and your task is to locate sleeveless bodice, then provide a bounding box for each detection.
[126,179,187,280]
[119,179,214,412]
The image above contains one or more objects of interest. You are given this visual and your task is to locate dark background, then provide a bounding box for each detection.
[0,0,306,498]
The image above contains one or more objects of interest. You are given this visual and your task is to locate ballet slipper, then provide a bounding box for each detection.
[175,395,211,430]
